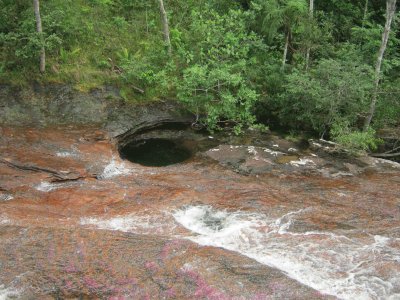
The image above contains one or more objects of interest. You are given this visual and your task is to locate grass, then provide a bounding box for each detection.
[0,0,162,100]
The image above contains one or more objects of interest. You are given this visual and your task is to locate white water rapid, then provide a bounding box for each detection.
[173,205,400,300]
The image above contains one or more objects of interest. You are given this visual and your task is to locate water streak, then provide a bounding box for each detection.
[0,216,11,225]
[0,285,19,300]
[80,213,175,235]
[0,194,13,202]
[35,181,80,192]
[173,205,400,300]
[98,158,131,179]
[56,151,78,158]
[77,206,400,299]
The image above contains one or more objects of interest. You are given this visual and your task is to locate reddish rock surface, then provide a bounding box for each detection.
[0,126,399,299]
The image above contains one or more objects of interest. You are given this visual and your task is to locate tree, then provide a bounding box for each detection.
[256,0,307,70]
[364,0,397,130]
[33,0,45,73]
[275,53,374,135]
[305,0,313,70]
[176,9,260,133]
[158,0,172,55]
[362,0,369,27]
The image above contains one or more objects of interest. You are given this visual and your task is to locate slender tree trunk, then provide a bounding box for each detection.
[305,0,314,71]
[362,0,369,26]
[158,0,172,55]
[33,0,45,73]
[364,0,397,131]
[145,8,149,35]
[282,32,289,70]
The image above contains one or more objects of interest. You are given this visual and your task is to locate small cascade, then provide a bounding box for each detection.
[173,205,400,300]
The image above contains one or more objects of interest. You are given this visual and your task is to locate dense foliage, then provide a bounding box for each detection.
[0,0,399,149]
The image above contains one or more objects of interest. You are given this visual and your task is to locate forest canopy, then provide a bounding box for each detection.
[0,0,399,150]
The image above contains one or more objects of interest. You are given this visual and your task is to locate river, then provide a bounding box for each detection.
[0,126,399,299]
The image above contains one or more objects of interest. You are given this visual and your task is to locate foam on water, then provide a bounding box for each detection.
[0,194,13,202]
[0,215,11,225]
[0,285,19,300]
[56,151,77,158]
[35,181,80,192]
[247,146,258,156]
[77,205,400,299]
[56,146,80,158]
[264,147,283,156]
[289,158,315,167]
[98,158,131,179]
[173,205,400,300]
[80,213,174,235]
[35,182,59,192]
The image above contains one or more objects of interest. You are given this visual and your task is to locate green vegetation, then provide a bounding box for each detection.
[330,121,382,154]
[0,0,399,150]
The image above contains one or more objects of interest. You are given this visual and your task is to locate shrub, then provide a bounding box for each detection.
[330,121,382,153]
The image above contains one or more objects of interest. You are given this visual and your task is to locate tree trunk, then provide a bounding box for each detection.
[158,0,172,55]
[364,0,397,131]
[281,32,289,70]
[145,8,149,34]
[33,0,45,73]
[305,0,314,71]
[362,0,369,27]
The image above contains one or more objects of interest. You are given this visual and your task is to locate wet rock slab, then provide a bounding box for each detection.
[205,142,400,178]
[0,225,329,299]
[0,126,400,299]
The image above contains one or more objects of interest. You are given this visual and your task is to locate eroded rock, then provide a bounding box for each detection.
[0,126,399,299]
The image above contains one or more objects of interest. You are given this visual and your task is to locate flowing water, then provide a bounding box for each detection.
[78,205,400,300]
[173,206,400,300]
[0,126,399,299]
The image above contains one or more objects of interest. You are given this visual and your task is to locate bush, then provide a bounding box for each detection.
[273,51,374,135]
[330,121,382,153]
[176,8,261,133]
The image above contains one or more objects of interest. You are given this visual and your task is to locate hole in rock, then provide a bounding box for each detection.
[119,138,192,167]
